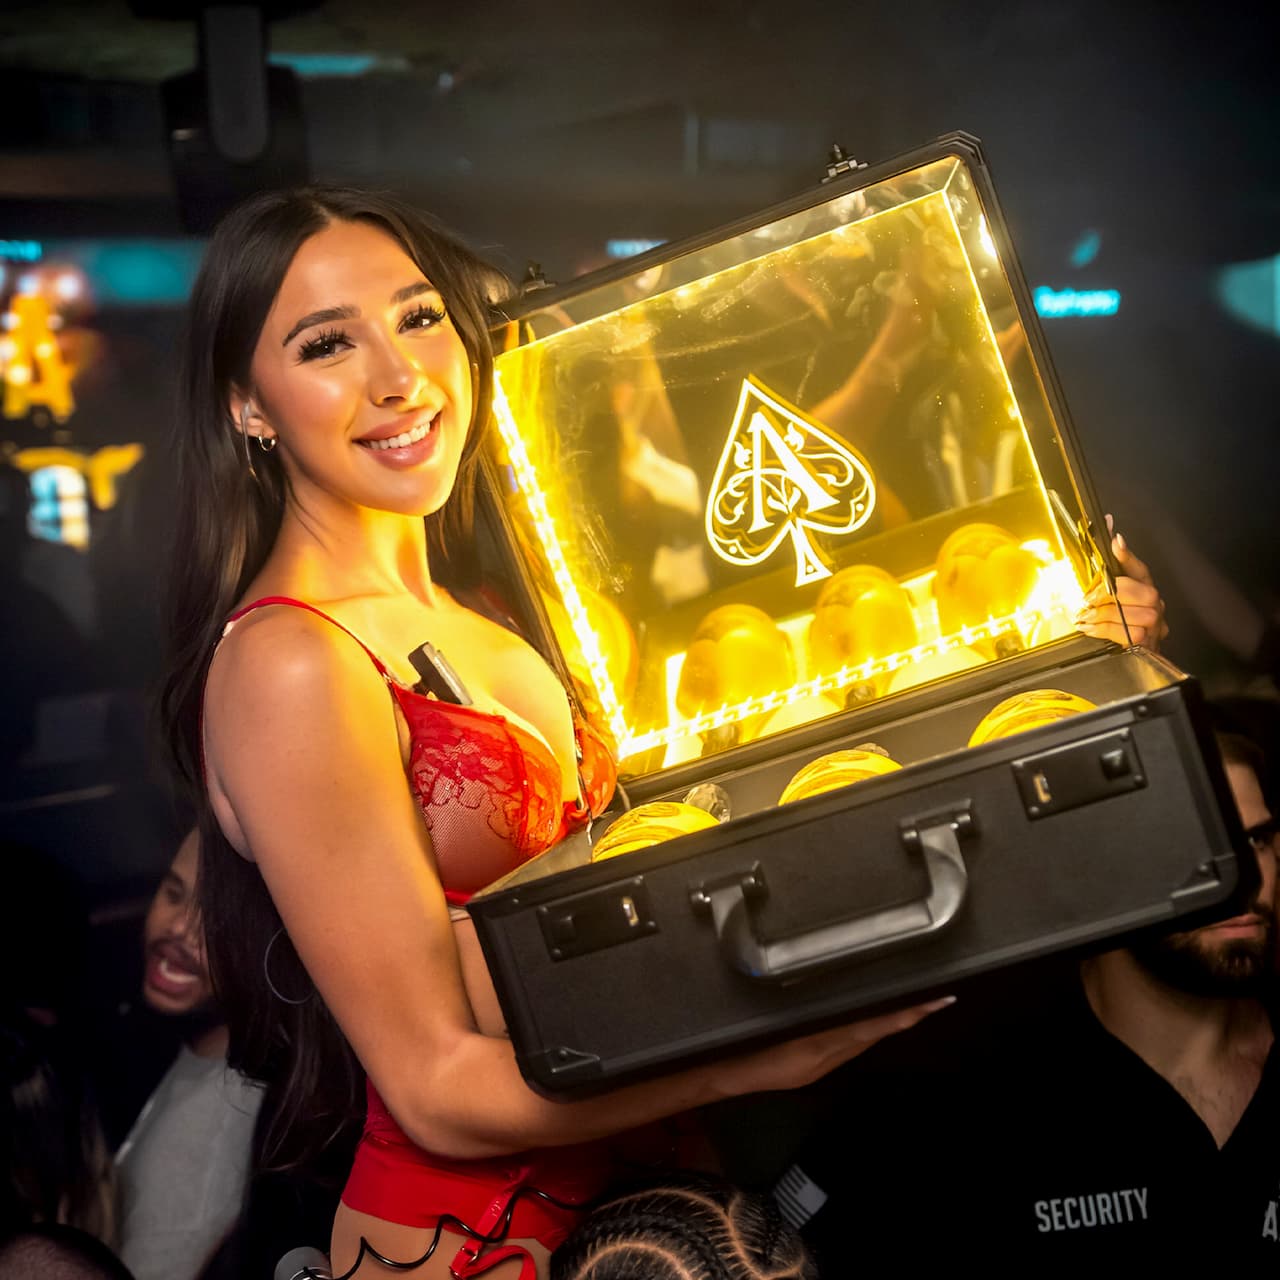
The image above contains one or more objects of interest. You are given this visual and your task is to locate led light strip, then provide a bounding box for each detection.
[626,596,1078,763]
[490,370,631,747]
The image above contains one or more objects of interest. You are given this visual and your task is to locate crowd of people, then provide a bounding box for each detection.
[2,183,1277,1278]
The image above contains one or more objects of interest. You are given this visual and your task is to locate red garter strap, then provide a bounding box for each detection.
[451,1242,537,1278]
[447,1190,540,1279]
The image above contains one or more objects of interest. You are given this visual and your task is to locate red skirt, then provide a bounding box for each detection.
[341,1081,618,1277]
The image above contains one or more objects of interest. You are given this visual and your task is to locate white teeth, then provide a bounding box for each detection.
[361,417,435,450]
[157,958,198,986]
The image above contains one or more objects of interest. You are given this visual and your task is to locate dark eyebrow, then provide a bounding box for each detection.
[392,281,435,305]
[280,283,438,349]
[281,304,357,348]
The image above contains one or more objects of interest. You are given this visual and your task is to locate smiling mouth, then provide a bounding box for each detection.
[357,414,439,451]
[154,956,201,986]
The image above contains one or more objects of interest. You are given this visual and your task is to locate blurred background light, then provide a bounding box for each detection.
[268,51,410,78]
[0,239,43,262]
[28,465,90,549]
[40,241,204,307]
[1068,230,1102,268]
[1217,255,1279,337]
[1034,286,1121,318]
[606,238,667,259]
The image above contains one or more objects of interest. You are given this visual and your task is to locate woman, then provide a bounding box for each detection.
[158,188,953,1279]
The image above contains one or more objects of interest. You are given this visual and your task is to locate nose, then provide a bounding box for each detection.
[169,907,195,941]
[367,330,431,406]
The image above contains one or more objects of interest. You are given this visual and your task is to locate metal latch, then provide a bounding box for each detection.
[537,876,657,961]
[1012,728,1147,821]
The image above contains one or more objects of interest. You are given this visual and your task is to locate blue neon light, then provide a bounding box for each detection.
[0,239,43,262]
[1068,231,1101,269]
[606,238,666,259]
[1216,255,1279,336]
[40,240,205,306]
[268,53,407,78]
[1034,286,1121,318]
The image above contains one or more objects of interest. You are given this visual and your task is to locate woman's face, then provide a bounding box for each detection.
[244,218,474,520]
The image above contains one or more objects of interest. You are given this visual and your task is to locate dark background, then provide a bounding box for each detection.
[1,0,1277,912]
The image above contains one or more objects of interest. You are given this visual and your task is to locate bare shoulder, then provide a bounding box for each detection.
[205,604,398,764]
[204,601,424,879]
[210,604,382,702]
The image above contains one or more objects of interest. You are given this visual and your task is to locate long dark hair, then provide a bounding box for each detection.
[157,185,504,1167]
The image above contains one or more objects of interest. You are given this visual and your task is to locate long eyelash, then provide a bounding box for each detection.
[401,302,447,330]
[297,326,348,361]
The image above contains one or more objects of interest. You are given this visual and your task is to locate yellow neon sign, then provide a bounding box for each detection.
[8,444,145,510]
[2,293,75,422]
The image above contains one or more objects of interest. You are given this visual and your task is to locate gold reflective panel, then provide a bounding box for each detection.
[490,149,1105,778]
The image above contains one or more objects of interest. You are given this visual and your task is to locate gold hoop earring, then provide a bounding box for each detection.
[256,433,277,453]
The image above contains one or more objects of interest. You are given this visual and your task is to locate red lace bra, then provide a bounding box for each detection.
[223,596,616,902]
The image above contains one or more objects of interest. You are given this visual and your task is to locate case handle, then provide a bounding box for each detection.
[689,807,973,981]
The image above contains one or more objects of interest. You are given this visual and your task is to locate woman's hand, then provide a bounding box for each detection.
[1075,515,1168,653]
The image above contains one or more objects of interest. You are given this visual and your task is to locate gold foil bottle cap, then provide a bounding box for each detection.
[778,747,902,805]
[590,801,721,862]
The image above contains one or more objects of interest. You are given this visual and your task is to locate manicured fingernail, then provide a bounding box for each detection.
[1114,532,1127,554]
[926,996,957,1011]
[1105,513,1114,534]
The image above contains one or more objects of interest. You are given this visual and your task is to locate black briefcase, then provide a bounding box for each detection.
[465,132,1250,1095]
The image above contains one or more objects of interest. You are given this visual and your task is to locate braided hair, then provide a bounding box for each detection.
[550,1173,816,1280]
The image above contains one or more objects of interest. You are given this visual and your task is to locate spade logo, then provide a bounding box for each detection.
[705,376,876,587]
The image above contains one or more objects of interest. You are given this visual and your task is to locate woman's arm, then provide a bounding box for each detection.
[205,608,945,1162]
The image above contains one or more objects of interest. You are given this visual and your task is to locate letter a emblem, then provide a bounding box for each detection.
[706,376,876,587]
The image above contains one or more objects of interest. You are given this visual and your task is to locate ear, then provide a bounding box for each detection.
[227,386,275,446]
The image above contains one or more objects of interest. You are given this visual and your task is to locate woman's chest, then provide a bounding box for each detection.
[360,600,579,799]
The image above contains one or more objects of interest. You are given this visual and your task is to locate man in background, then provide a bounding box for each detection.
[114,830,262,1280]
[776,724,1280,1265]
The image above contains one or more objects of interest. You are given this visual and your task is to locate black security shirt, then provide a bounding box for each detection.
[779,971,1280,1269]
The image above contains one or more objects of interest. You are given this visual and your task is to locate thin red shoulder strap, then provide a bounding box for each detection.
[225,595,392,680]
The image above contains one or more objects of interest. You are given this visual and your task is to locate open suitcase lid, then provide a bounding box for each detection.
[485,132,1121,784]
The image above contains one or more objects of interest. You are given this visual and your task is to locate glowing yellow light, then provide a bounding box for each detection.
[938,181,1071,586]
[490,370,631,748]
[978,215,996,258]
[8,444,145,510]
[492,168,1095,769]
[3,292,74,421]
[635,582,1072,762]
